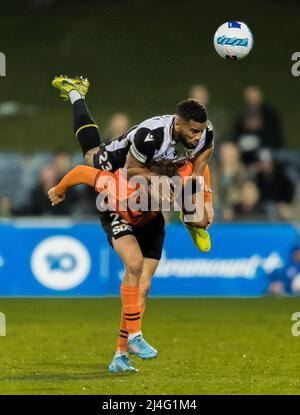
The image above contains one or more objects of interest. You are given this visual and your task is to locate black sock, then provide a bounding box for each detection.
[73,99,101,155]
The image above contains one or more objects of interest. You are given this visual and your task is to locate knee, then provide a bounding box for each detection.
[84,147,98,167]
[125,257,144,279]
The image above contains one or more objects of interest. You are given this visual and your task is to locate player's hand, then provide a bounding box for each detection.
[205,201,214,229]
[48,187,65,206]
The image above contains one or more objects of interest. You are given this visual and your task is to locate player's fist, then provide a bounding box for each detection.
[48,187,65,206]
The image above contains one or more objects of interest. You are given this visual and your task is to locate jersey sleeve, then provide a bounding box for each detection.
[201,120,214,151]
[55,165,100,195]
[129,127,164,164]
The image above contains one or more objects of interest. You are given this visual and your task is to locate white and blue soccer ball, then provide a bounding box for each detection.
[213,21,253,60]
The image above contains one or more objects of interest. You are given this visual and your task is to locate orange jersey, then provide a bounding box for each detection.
[95,169,158,226]
[95,165,212,224]
[54,163,212,227]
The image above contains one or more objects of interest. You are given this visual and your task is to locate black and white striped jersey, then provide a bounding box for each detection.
[95,114,214,172]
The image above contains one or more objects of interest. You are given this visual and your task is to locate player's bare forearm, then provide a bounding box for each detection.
[192,145,213,176]
[203,165,214,228]
[192,147,214,228]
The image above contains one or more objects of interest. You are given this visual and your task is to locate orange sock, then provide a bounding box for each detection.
[116,310,128,353]
[120,283,141,334]
[117,304,146,352]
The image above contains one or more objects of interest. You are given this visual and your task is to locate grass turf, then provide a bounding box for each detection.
[0,297,300,394]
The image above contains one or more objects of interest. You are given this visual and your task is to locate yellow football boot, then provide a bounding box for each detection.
[52,75,90,101]
[179,211,211,253]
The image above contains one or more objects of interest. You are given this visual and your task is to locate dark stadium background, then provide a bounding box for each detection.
[0,0,299,151]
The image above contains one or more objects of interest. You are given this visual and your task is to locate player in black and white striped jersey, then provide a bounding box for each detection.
[52,75,214,372]
[52,76,214,227]
[91,113,214,171]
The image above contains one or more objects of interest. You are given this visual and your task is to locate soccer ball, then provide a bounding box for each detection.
[213,21,253,60]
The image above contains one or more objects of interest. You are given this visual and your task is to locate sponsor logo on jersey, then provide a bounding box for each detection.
[184,149,194,158]
[112,223,132,235]
[144,133,154,142]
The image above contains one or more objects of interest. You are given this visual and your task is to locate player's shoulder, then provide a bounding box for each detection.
[138,114,174,131]
[129,115,174,164]
[133,114,174,145]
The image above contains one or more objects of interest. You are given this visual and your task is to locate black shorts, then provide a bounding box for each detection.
[99,211,165,260]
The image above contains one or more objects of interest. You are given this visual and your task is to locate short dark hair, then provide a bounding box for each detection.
[148,160,179,177]
[176,99,207,123]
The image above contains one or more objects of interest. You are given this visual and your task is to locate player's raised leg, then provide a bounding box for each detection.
[52,75,101,165]
[52,75,89,101]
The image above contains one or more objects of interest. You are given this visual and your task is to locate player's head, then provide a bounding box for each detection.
[174,99,208,149]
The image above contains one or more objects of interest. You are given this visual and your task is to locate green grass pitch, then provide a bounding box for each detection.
[0,297,300,394]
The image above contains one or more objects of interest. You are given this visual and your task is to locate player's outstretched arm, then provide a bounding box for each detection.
[189,147,214,229]
[203,165,214,229]
[192,144,213,176]
[48,165,100,206]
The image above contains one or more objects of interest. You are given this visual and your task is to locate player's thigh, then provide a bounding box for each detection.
[99,211,144,276]
[135,213,165,262]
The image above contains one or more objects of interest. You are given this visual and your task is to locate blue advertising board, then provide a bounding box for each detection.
[0,220,298,297]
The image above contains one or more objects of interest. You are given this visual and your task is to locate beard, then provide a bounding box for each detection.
[177,133,197,149]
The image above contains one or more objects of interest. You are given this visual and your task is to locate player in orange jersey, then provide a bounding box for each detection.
[48,161,212,372]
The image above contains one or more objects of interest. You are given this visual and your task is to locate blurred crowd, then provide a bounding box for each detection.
[0,85,299,223]
[190,84,299,223]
